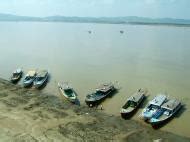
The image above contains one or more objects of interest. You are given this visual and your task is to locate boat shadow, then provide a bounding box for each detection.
[139,95,150,109]
[74,98,80,106]
[152,104,186,129]
[175,104,186,117]
[108,89,118,98]
[73,90,80,106]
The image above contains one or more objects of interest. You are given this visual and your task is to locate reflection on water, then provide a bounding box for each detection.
[0,22,190,137]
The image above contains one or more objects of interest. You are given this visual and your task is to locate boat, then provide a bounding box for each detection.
[33,70,48,88]
[10,68,23,83]
[58,82,77,103]
[23,70,36,87]
[140,94,167,121]
[149,99,182,126]
[120,88,147,118]
[85,83,116,107]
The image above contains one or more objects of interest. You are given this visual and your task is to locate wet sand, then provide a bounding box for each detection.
[0,78,189,142]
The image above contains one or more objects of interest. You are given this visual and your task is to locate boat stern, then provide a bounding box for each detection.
[140,110,153,121]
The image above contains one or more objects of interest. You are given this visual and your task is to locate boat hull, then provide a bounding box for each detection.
[85,98,103,107]
[11,77,21,83]
[85,88,116,107]
[23,82,33,87]
[151,105,182,128]
[23,79,35,87]
[121,95,146,119]
[58,87,77,103]
[151,116,173,128]
[121,110,135,119]
[85,93,111,107]
[11,74,22,84]
[34,76,48,89]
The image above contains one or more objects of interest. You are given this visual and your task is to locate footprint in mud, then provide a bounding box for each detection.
[58,121,117,141]
[1,97,29,107]
[14,133,38,142]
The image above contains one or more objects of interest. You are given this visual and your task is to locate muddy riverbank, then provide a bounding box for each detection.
[0,78,189,142]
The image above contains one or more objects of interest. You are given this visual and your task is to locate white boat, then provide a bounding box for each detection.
[120,88,147,118]
[33,70,48,88]
[149,99,182,126]
[140,94,167,121]
[58,82,77,103]
[23,70,36,87]
[10,68,23,83]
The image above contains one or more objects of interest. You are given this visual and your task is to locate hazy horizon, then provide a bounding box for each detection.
[1,13,190,20]
[0,0,190,19]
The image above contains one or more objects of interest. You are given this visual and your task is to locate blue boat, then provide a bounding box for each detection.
[140,94,167,121]
[23,70,36,87]
[33,70,49,88]
[149,99,182,126]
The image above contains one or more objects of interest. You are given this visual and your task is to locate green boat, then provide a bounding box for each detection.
[58,82,77,103]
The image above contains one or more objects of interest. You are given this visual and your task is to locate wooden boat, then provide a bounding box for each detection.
[85,83,116,107]
[140,94,167,121]
[149,99,182,126]
[58,82,77,103]
[120,88,147,118]
[10,68,23,83]
[33,70,48,88]
[23,70,36,87]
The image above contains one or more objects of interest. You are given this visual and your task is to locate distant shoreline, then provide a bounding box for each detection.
[0,13,190,27]
[0,20,190,27]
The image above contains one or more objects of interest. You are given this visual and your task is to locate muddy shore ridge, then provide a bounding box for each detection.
[0,78,189,142]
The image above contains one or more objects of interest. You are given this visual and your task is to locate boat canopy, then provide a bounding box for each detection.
[161,99,181,111]
[36,70,48,77]
[59,82,72,90]
[96,83,114,93]
[63,85,72,90]
[27,70,36,76]
[149,94,167,107]
[13,68,22,74]
[128,93,144,103]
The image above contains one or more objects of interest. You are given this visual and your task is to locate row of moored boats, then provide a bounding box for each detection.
[120,89,182,127]
[140,94,181,126]
[10,68,49,88]
[10,69,182,127]
[58,82,116,104]
[68,82,182,127]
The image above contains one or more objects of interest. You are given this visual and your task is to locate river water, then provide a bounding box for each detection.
[0,22,189,137]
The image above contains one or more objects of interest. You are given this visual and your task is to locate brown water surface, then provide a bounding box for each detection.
[0,22,189,137]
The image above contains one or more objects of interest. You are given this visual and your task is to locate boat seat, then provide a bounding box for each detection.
[152,109,164,118]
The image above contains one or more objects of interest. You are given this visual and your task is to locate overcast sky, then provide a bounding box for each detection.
[0,0,189,19]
